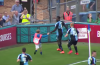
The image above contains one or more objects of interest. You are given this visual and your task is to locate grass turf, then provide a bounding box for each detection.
[0,42,100,65]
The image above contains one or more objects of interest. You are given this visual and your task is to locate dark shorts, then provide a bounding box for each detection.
[20,62,24,65]
[68,40,78,45]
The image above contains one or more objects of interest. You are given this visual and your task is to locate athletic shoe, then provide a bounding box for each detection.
[75,53,79,55]
[68,50,73,54]
[57,48,61,51]
[60,51,65,54]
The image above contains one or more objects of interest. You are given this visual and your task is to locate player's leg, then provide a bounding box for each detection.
[34,44,39,55]
[56,36,61,51]
[57,36,61,51]
[59,34,65,54]
[67,40,73,54]
[73,41,79,55]
[39,43,42,55]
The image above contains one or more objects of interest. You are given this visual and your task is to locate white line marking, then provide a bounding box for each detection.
[68,59,100,65]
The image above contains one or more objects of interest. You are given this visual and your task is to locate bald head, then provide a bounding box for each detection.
[15,11,18,16]
[70,23,74,27]
[66,6,70,12]
[15,0,19,6]
[4,12,7,16]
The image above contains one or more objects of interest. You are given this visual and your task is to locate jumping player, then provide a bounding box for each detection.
[47,16,68,54]
[88,51,96,65]
[17,47,32,65]
[33,29,48,55]
[65,23,79,55]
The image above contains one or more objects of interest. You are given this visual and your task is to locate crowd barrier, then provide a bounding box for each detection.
[17,23,70,43]
[0,25,17,48]
[0,22,100,48]
[74,22,100,43]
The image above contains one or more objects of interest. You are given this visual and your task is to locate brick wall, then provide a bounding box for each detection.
[0,0,15,16]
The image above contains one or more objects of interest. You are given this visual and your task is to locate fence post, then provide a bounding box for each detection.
[96,0,97,20]
[56,3,60,17]
[30,0,33,23]
[76,0,80,22]
[64,0,67,12]
[48,0,52,23]
[34,0,37,23]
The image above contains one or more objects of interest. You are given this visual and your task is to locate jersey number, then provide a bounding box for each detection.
[23,58,26,63]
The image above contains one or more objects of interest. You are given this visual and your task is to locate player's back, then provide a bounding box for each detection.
[17,53,32,65]
[68,27,79,41]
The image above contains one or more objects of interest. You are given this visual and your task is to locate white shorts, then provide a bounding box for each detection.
[35,43,42,49]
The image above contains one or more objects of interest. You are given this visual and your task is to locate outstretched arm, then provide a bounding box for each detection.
[42,35,48,38]
[50,23,59,34]
[65,28,71,37]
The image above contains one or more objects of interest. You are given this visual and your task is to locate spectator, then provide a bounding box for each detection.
[96,13,100,23]
[11,0,23,13]
[63,6,73,22]
[0,13,5,28]
[87,13,95,23]
[3,12,11,26]
[21,9,31,25]
[12,11,22,25]
[87,0,96,11]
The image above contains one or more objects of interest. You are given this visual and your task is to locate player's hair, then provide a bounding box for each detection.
[70,23,74,27]
[92,50,96,54]
[22,47,26,52]
[57,16,60,20]
[36,29,40,33]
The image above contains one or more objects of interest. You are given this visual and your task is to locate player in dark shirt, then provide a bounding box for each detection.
[48,16,68,54]
[17,48,32,65]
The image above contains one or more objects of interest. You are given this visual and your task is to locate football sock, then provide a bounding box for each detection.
[74,46,78,53]
[57,40,60,48]
[68,45,71,50]
[34,50,37,54]
[40,52,42,55]
[59,40,63,51]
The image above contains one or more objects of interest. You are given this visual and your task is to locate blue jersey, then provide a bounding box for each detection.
[33,34,48,43]
[67,27,79,41]
[17,53,32,65]
[50,21,67,36]
[88,57,96,65]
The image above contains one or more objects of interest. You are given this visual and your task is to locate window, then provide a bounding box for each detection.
[51,0,60,7]
[0,0,4,6]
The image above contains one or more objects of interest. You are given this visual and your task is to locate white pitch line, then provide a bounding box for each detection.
[68,59,100,65]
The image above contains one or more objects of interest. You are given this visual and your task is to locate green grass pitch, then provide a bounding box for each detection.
[0,42,100,65]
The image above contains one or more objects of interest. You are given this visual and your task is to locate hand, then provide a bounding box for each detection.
[90,6,93,10]
[65,34,68,37]
[47,33,49,35]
